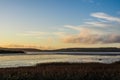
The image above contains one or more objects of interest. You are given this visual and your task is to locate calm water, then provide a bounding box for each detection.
[0,52,120,68]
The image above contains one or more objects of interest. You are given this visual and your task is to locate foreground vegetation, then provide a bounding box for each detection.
[0,62,120,80]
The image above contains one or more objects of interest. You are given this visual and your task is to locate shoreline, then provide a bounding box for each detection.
[0,52,120,56]
[1,60,120,69]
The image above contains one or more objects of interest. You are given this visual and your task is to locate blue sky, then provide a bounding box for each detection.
[0,0,120,49]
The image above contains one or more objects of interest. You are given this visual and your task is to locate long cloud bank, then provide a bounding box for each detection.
[62,29,120,44]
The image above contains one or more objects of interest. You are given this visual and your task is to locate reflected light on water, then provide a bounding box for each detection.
[0,54,120,68]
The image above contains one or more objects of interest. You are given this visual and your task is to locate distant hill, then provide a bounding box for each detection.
[40,47,120,52]
[8,48,42,52]
[0,48,41,53]
[0,47,120,54]
[0,50,24,54]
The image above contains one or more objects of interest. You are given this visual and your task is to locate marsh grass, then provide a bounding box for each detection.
[0,62,120,80]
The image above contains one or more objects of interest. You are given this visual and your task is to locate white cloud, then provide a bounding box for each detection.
[91,12,120,23]
[19,31,70,39]
[64,25,82,31]
[5,44,53,50]
[64,12,120,32]
[62,29,120,44]
[85,21,111,27]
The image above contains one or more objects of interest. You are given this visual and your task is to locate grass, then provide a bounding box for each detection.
[0,61,120,80]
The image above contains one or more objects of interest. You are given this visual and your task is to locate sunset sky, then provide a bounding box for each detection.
[0,0,120,49]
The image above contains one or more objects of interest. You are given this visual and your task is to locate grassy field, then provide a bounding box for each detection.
[0,61,120,80]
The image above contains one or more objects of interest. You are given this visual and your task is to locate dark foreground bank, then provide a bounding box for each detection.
[0,62,120,80]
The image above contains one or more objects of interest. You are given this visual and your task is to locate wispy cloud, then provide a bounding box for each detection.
[4,44,53,50]
[91,12,120,23]
[19,31,69,38]
[84,21,111,27]
[61,12,120,44]
[64,25,82,31]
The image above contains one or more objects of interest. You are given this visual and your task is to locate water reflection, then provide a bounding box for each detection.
[0,54,120,68]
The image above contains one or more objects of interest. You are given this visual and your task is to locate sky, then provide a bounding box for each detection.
[0,0,120,49]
